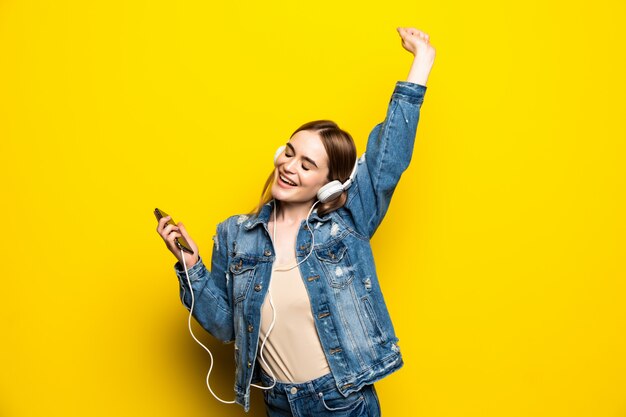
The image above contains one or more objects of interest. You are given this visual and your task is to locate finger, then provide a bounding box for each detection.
[157,216,167,232]
[167,231,182,245]
[403,28,413,39]
[157,215,171,232]
[163,220,178,231]
[414,29,429,41]
[410,29,423,38]
[162,223,180,238]
[177,223,194,246]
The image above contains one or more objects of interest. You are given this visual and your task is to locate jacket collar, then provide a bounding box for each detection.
[243,199,330,230]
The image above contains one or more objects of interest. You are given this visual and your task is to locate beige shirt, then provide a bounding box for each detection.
[257,265,331,383]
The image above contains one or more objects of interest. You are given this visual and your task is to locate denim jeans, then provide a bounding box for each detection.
[260,369,381,416]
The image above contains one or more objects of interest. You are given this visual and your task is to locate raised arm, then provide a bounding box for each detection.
[343,27,435,238]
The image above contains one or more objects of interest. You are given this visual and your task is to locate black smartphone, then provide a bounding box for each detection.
[154,208,195,255]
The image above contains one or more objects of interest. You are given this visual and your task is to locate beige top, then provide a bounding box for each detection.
[257,265,331,383]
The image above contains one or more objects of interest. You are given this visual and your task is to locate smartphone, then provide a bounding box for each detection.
[154,208,195,255]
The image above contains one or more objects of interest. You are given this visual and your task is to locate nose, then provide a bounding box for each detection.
[284,157,297,173]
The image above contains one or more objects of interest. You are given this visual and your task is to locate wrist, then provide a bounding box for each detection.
[406,69,431,86]
[182,255,199,269]
[406,59,433,86]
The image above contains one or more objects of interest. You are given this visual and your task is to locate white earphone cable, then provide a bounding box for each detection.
[179,199,320,399]
[251,198,320,389]
[181,248,236,403]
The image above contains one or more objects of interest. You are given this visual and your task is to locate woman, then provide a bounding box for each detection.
[157,27,435,416]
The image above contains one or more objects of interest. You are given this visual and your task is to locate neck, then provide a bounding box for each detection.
[273,199,316,225]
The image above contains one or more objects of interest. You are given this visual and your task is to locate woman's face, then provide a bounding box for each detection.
[271,130,330,205]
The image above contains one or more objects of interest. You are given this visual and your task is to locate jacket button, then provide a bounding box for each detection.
[247,324,254,333]
[254,283,262,292]
[264,249,271,256]
[303,224,309,231]
[247,361,252,368]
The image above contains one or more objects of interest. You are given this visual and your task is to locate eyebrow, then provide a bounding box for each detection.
[286,142,319,168]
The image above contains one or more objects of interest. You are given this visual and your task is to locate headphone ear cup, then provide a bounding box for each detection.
[274,145,286,164]
[317,180,344,203]
[316,156,361,204]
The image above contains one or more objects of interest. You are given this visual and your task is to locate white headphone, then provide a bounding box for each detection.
[274,145,359,203]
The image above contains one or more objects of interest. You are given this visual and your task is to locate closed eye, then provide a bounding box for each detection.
[285,142,319,169]
[285,151,311,171]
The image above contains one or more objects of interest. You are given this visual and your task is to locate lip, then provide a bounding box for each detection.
[277,173,297,188]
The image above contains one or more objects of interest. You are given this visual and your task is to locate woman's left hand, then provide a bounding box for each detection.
[397,27,436,66]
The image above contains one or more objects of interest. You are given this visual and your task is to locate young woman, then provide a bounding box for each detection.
[157,27,435,416]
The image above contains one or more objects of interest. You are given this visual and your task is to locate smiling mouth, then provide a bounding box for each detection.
[279,174,297,186]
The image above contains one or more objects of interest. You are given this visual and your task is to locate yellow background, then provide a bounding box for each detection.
[2,0,625,416]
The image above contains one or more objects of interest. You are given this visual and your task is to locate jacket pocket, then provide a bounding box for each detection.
[314,240,354,288]
[361,296,388,344]
[229,257,256,304]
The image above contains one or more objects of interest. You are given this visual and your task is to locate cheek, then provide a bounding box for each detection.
[302,172,328,188]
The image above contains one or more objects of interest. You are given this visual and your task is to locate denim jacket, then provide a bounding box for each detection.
[173,81,427,412]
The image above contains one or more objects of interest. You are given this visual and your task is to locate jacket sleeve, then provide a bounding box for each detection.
[344,81,427,238]
[173,220,234,343]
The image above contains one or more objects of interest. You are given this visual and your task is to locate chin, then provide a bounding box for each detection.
[270,181,287,201]
[271,186,295,202]
[271,185,315,204]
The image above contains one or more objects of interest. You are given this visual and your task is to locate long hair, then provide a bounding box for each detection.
[248,120,357,218]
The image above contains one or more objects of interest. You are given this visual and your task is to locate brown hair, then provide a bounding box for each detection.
[249,120,357,218]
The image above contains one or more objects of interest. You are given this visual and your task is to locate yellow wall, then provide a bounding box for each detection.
[2,1,625,416]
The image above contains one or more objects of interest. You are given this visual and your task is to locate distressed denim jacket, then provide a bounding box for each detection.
[173,81,427,412]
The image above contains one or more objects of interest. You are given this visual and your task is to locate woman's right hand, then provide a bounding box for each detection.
[156,215,200,268]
